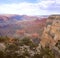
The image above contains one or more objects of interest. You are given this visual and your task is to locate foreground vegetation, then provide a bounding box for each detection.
[0,36,59,58]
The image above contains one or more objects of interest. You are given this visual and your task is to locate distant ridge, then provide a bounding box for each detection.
[0,14,47,37]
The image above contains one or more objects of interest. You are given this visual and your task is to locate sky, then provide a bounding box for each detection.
[0,0,60,15]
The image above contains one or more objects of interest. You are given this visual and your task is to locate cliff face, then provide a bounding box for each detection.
[40,15,60,47]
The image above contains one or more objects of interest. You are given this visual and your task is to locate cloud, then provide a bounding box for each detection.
[56,0,60,4]
[38,0,55,9]
[38,0,60,14]
[0,0,60,15]
[0,2,48,15]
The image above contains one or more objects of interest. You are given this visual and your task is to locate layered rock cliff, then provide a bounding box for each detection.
[40,15,60,47]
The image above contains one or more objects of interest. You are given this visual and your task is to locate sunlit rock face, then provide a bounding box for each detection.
[40,15,60,48]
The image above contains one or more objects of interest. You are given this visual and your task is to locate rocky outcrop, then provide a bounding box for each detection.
[40,15,60,48]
